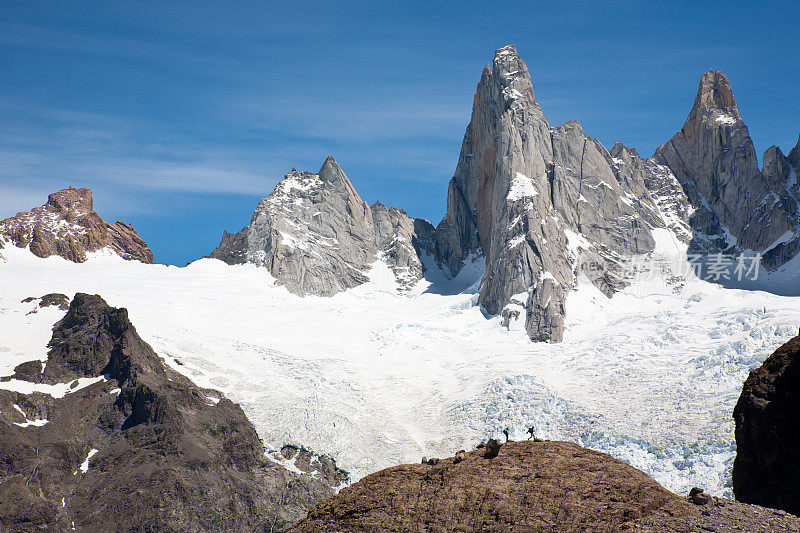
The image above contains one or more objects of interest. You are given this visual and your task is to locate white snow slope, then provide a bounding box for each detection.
[0,232,798,498]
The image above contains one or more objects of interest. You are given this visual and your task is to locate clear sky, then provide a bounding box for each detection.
[2,0,798,265]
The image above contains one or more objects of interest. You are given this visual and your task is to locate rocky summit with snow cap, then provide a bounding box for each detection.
[209,156,435,295]
[0,187,153,263]
[209,45,800,343]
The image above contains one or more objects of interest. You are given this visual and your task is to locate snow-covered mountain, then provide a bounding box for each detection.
[2,44,800,503]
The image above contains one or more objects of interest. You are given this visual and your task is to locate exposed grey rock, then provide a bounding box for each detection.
[209,156,434,295]
[371,201,435,289]
[433,45,663,341]
[610,143,694,244]
[655,70,795,258]
[208,228,249,265]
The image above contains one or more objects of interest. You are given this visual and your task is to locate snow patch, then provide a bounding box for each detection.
[78,449,99,474]
[15,418,49,428]
[0,375,110,398]
[507,172,538,202]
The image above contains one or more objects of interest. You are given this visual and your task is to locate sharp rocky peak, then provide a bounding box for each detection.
[682,69,741,142]
[319,155,345,182]
[489,44,535,103]
[694,69,738,112]
[209,156,436,296]
[789,133,800,168]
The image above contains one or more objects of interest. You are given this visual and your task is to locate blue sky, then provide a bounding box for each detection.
[1,0,798,265]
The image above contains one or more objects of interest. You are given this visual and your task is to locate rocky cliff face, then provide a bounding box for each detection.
[0,294,344,532]
[733,333,800,516]
[655,70,799,265]
[433,45,664,341]
[0,187,153,263]
[209,156,435,295]
[293,440,800,532]
[760,135,800,269]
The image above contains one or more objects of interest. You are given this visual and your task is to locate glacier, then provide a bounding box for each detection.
[0,233,797,498]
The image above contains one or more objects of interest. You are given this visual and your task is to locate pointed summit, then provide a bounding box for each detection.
[763,145,790,185]
[319,155,342,181]
[789,133,800,169]
[693,69,738,112]
[682,69,741,142]
[490,44,535,103]
[657,68,794,256]
[209,156,435,296]
[318,155,365,204]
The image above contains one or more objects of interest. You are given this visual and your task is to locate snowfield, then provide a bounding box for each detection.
[0,232,797,498]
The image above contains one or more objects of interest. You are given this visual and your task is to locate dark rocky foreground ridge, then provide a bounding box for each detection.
[734,333,800,516]
[0,187,153,263]
[0,293,344,532]
[293,440,800,532]
[211,44,800,342]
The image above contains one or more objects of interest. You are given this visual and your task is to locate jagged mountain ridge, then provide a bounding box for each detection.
[432,45,664,341]
[209,45,799,342]
[655,70,800,266]
[209,156,435,295]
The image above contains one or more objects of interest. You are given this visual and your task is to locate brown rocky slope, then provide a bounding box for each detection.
[0,187,153,263]
[0,293,344,532]
[293,440,800,532]
[733,333,800,515]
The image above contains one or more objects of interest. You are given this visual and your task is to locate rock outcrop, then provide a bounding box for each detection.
[0,187,153,263]
[0,294,344,532]
[209,156,434,295]
[293,440,800,532]
[733,334,800,515]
